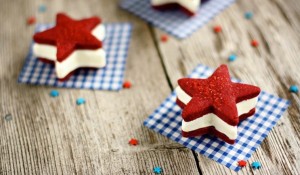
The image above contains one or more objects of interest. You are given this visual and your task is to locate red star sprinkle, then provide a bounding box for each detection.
[161,35,169,42]
[213,25,222,33]
[178,65,261,125]
[251,40,259,47]
[129,138,138,146]
[27,16,36,25]
[33,13,102,62]
[123,81,132,89]
[238,160,247,167]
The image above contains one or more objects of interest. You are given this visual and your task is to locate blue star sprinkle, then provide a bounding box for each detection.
[251,161,261,169]
[228,54,237,62]
[50,90,59,97]
[153,166,162,174]
[289,85,299,93]
[38,4,47,13]
[245,11,253,19]
[4,114,12,121]
[76,98,86,105]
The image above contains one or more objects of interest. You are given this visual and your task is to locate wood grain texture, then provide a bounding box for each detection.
[0,0,299,174]
[153,0,300,174]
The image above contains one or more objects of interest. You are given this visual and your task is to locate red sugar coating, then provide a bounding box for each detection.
[177,64,261,126]
[33,13,102,62]
[152,3,196,16]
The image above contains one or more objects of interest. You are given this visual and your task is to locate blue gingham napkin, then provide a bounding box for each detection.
[120,0,235,39]
[144,64,290,171]
[18,23,132,91]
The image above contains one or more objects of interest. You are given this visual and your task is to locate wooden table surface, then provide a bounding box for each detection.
[1,0,300,174]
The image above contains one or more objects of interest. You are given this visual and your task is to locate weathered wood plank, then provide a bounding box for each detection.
[153,0,300,174]
[0,0,200,174]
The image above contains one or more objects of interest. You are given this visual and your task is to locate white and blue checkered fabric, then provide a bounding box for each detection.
[144,64,290,171]
[120,0,235,39]
[18,23,132,91]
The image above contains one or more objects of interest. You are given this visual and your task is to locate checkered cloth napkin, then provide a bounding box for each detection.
[144,64,290,171]
[120,0,235,39]
[18,23,132,91]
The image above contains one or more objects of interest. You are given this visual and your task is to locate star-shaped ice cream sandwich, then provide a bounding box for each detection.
[175,65,261,144]
[33,13,106,80]
[151,0,201,16]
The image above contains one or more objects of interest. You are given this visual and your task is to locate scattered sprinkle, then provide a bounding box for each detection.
[153,166,162,174]
[27,16,36,25]
[76,98,86,105]
[128,138,138,146]
[251,161,261,169]
[228,54,237,62]
[4,114,12,121]
[123,81,132,89]
[251,40,259,47]
[213,25,222,33]
[289,85,299,93]
[50,90,59,97]
[245,11,253,19]
[38,4,47,13]
[238,160,247,167]
[161,35,169,42]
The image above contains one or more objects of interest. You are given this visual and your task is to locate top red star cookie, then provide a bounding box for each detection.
[178,65,261,125]
[33,13,102,62]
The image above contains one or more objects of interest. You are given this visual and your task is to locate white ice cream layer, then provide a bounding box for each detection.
[33,24,106,79]
[175,86,258,140]
[151,0,201,14]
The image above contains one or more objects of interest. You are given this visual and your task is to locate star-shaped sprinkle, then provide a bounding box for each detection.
[76,98,86,105]
[161,34,169,42]
[251,161,261,169]
[50,90,59,97]
[153,166,162,174]
[245,11,253,19]
[213,25,222,33]
[34,13,102,62]
[228,54,237,62]
[129,138,138,146]
[27,16,36,25]
[251,40,259,47]
[38,4,47,13]
[238,160,247,167]
[151,0,201,16]
[289,85,299,93]
[4,114,12,121]
[178,65,260,125]
[123,81,132,89]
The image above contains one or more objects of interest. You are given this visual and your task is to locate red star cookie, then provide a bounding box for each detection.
[176,65,261,144]
[32,13,106,80]
[34,13,102,62]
